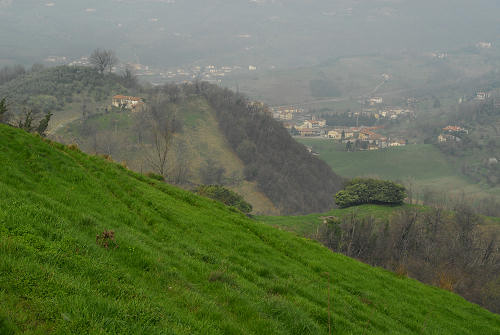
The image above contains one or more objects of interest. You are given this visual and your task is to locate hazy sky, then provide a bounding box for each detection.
[1,0,499,67]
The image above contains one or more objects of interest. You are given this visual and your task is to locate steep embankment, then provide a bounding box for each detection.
[1,124,500,334]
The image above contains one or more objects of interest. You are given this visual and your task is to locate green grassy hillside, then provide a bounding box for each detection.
[1,125,500,333]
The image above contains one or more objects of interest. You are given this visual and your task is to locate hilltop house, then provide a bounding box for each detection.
[442,126,468,134]
[438,125,467,143]
[112,95,144,110]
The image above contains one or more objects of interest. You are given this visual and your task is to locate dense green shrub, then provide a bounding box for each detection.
[335,178,406,208]
[147,172,165,182]
[195,185,252,214]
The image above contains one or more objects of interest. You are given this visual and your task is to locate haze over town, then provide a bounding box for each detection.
[1,0,500,333]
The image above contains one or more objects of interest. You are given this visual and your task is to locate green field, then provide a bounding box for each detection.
[298,139,500,200]
[297,141,456,180]
[1,124,500,334]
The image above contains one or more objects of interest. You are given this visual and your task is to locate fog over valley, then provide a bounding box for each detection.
[1,0,499,68]
[1,1,500,334]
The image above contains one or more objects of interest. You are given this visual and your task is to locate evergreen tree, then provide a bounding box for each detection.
[37,111,53,137]
[0,98,7,123]
[18,110,34,132]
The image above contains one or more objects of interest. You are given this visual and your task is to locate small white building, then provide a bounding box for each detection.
[368,97,383,105]
[476,42,492,49]
[328,130,342,140]
[475,92,489,101]
[112,95,144,110]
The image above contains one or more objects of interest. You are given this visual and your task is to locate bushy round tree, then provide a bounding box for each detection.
[335,178,406,208]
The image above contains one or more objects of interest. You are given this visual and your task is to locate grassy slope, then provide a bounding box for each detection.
[1,125,499,334]
[298,139,500,199]
[57,97,279,216]
[258,205,400,237]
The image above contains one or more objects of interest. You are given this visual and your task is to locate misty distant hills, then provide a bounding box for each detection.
[1,0,499,68]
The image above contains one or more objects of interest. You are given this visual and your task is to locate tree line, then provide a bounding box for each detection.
[315,204,500,313]
[189,82,344,214]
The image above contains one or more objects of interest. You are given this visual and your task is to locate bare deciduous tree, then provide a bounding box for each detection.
[121,65,138,88]
[138,97,181,177]
[167,139,190,185]
[89,48,118,74]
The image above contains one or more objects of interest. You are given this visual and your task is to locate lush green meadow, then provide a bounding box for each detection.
[1,124,500,334]
[297,141,456,181]
[298,139,500,200]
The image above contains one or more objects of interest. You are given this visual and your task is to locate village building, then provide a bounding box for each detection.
[476,42,492,49]
[442,126,469,134]
[438,134,461,143]
[302,119,327,129]
[328,130,342,140]
[296,128,321,137]
[112,95,144,110]
[367,97,383,105]
[389,140,406,147]
[475,92,490,101]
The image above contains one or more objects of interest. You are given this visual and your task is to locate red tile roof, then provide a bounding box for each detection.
[113,95,143,102]
[443,126,463,132]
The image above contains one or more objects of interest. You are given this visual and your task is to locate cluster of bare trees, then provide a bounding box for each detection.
[0,97,52,136]
[133,94,183,178]
[315,205,500,313]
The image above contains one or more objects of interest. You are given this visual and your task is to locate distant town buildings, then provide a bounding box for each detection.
[271,107,303,120]
[270,102,410,150]
[44,56,68,63]
[431,52,448,59]
[45,53,260,85]
[302,119,326,129]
